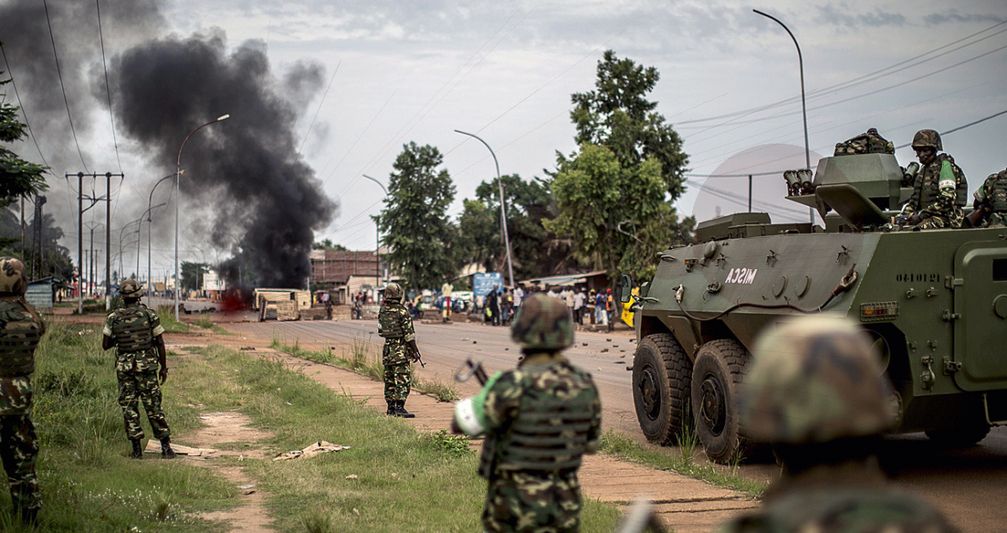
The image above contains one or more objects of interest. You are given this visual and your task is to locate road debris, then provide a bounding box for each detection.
[273,441,351,461]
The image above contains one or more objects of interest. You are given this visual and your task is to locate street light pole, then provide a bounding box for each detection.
[137,202,166,291]
[452,129,515,288]
[175,114,229,320]
[147,173,176,299]
[753,9,814,225]
[362,174,388,296]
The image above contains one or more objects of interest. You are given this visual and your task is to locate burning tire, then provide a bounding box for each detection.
[633,333,692,445]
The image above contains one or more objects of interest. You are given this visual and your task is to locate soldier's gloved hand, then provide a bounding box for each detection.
[893,214,908,226]
[159,367,169,384]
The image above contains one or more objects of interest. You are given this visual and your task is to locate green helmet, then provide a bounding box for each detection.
[120,279,143,298]
[510,293,574,351]
[383,282,403,302]
[740,315,894,445]
[911,129,942,151]
[0,257,27,295]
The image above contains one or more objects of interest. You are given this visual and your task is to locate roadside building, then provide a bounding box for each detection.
[309,249,385,304]
[520,270,609,293]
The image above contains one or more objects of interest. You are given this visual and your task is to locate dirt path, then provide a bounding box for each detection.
[168,332,756,533]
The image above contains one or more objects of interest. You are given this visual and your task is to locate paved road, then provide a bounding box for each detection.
[224,318,1007,531]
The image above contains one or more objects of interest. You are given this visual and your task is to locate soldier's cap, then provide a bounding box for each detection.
[740,315,895,445]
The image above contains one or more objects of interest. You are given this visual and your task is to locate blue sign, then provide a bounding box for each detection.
[472,272,504,298]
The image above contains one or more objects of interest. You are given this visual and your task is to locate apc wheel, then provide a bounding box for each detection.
[691,339,751,464]
[925,420,991,447]
[632,334,692,446]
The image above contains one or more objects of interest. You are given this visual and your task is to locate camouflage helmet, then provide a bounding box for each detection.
[510,293,574,351]
[0,257,28,295]
[120,279,143,298]
[383,282,403,302]
[740,315,894,445]
[911,129,942,151]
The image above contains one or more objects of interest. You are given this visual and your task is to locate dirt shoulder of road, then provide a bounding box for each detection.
[166,323,757,533]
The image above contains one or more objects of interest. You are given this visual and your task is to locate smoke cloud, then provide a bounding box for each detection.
[109,32,337,287]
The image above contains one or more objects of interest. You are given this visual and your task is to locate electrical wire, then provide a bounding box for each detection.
[0,43,49,170]
[299,60,340,154]
[42,0,89,173]
[95,0,123,173]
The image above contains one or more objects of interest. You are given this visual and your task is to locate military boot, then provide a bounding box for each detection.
[386,400,397,416]
[396,401,415,419]
[17,506,37,526]
[160,437,176,459]
[130,438,143,459]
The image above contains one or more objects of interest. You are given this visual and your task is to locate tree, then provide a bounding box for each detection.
[312,239,347,251]
[180,261,209,292]
[546,144,691,283]
[570,50,688,200]
[457,174,575,279]
[0,70,48,202]
[377,142,457,290]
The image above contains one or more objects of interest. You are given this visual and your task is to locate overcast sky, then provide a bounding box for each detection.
[6,0,1007,271]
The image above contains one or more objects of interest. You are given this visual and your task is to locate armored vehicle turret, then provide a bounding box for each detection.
[623,152,1007,463]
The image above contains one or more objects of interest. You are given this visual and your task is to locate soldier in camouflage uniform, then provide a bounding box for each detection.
[102,279,175,459]
[719,316,956,533]
[971,168,1007,228]
[452,294,602,532]
[0,258,44,524]
[378,282,421,418]
[895,129,967,230]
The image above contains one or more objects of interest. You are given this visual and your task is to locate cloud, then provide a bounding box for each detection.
[815,3,907,28]
[924,10,1005,25]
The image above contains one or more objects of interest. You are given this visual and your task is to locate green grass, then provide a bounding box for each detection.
[191,317,229,335]
[192,345,622,532]
[271,337,460,402]
[156,307,190,334]
[22,321,236,531]
[599,430,768,499]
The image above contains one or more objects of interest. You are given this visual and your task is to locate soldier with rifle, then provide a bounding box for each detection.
[452,294,602,532]
[378,282,423,418]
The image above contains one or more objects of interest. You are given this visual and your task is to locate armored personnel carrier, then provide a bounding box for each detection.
[622,152,1007,463]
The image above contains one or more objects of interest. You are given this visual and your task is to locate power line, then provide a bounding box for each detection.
[299,60,340,154]
[0,43,49,170]
[42,0,89,173]
[95,0,123,173]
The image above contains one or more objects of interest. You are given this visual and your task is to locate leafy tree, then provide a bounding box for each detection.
[457,174,575,279]
[546,144,690,283]
[570,50,688,200]
[180,261,209,292]
[312,238,347,251]
[377,142,457,290]
[1,70,48,202]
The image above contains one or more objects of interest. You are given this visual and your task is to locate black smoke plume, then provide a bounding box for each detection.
[109,32,337,288]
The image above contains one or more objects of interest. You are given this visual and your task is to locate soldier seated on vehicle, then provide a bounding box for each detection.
[834,127,894,157]
[892,129,967,230]
[967,168,1007,228]
[719,315,956,533]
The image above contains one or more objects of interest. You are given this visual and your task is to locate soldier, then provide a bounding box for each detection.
[969,168,1007,228]
[452,294,602,532]
[0,258,44,524]
[719,315,955,532]
[377,282,421,418]
[895,129,967,229]
[102,279,175,459]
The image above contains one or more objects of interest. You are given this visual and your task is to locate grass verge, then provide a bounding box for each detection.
[20,320,236,531]
[271,337,460,402]
[599,430,768,499]
[190,345,622,532]
[156,306,190,334]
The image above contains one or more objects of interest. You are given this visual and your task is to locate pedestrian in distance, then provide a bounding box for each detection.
[573,287,586,325]
[102,279,175,460]
[0,258,44,524]
[377,283,422,418]
[452,294,602,532]
[720,315,956,533]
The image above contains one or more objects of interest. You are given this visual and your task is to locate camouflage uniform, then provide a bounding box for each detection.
[453,294,602,532]
[378,283,416,413]
[103,300,170,443]
[720,316,955,533]
[0,258,44,523]
[900,129,967,229]
[973,169,1007,228]
[833,127,894,156]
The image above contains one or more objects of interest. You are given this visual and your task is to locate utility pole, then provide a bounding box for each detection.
[69,172,115,312]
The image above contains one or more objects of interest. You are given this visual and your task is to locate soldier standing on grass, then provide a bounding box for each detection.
[452,294,602,532]
[0,258,44,524]
[377,282,421,418]
[102,279,175,459]
[719,315,955,532]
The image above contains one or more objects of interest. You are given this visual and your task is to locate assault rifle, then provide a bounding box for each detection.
[454,358,488,385]
[410,345,426,368]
